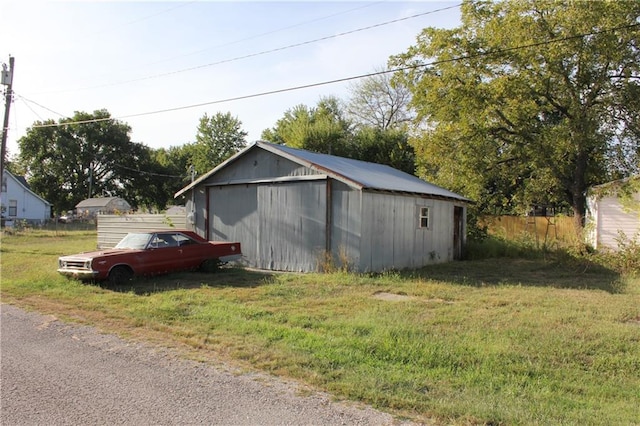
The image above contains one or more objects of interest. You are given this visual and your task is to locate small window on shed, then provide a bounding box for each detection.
[419,207,430,229]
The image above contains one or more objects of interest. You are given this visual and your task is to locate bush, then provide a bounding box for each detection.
[589,232,640,275]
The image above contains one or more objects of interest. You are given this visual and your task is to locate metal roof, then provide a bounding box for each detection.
[75,197,127,208]
[260,142,470,201]
[176,141,470,202]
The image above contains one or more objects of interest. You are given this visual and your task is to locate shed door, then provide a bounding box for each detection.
[209,181,326,272]
[257,181,326,271]
[453,206,464,260]
[209,184,258,256]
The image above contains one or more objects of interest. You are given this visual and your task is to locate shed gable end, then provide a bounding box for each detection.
[206,148,321,184]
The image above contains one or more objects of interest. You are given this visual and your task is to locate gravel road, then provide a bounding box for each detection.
[1,303,416,425]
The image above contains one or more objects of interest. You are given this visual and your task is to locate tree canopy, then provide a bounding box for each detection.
[261,95,416,173]
[347,67,414,131]
[261,96,353,157]
[191,112,247,175]
[17,110,154,213]
[391,0,640,226]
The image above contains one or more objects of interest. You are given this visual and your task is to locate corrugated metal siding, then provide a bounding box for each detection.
[209,180,327,272]
[258,181,326,271]
[359,193,454,271]
[186,148,323,240]
[210,148,318,182]
[360,193,394,271]
[97,214,187,248]
[209,184,259,263]
[330,181,362,270]
[596,195,640,250]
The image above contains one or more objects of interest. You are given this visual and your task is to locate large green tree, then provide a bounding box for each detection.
[191,112,247,175]
[17,110,151,213]
[262,96,419,173]
[122,146,194,211]
[261,96,353,157]
[391,0,640,228]
[351,127,415,175]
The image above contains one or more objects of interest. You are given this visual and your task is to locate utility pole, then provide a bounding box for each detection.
[88,160,93,199]
[1,56,15,216]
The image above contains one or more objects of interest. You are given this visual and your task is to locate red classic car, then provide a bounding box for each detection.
[58,230,242,285]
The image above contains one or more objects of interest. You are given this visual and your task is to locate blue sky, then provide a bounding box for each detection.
[1,1,461,158]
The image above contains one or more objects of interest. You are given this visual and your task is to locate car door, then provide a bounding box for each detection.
[174,233,207,270]
[138,232,183,275]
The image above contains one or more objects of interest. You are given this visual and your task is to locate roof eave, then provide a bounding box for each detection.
[362,187,473,203]
[4,170,51,205]
[258,141,364,190]
[174,143,257,198]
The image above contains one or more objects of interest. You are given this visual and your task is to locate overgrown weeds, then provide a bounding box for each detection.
[465,232,639,277]
[317,245,354,273]
[587,232,640,275]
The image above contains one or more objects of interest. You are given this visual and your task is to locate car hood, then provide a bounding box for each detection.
[59,249,139,260]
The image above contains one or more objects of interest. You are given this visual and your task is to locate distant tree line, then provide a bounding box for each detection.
[9,0,640,237]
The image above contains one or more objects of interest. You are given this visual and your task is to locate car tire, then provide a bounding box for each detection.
[108,266,133,286]
[199,259,220,273]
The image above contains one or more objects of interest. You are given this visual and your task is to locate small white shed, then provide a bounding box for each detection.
[75,197,132,218]
[586,176,640,251]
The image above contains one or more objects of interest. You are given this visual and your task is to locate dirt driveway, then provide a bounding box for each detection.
[1,303,413,425]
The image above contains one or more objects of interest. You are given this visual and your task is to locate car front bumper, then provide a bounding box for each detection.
[57,268,100,280]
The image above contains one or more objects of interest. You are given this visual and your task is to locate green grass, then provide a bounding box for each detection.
[1,230,639,425]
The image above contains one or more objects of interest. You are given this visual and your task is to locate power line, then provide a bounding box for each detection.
[25,22,640,131]
[54,4,463,93]
[90,1,196,36]
[143,1,389,68]
[18,97,46,122]
[112,163,188,179]
[17,94,66,118]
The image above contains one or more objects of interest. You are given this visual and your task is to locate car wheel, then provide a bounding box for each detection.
[199,259,220,273]
[108,266,133,286]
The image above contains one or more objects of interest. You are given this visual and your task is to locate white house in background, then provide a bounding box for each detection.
[1,170,51,225]
[586,176,640,251]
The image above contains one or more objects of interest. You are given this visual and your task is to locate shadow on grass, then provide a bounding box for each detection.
[101,267,276,295]
[101,255,626,295]
[405,255,625,294]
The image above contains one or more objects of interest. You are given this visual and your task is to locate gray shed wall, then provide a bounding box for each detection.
[213,148,318,182]
[359,193,460,271]
[209,179,327,272]
[185,150,317,240]
[329,181,362,270]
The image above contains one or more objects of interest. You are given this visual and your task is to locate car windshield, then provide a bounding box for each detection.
[114,233,153,250]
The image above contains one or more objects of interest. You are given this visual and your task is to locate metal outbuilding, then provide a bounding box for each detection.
[175,141,470,272]
[585,176,640,251]
[75,197,132,218]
